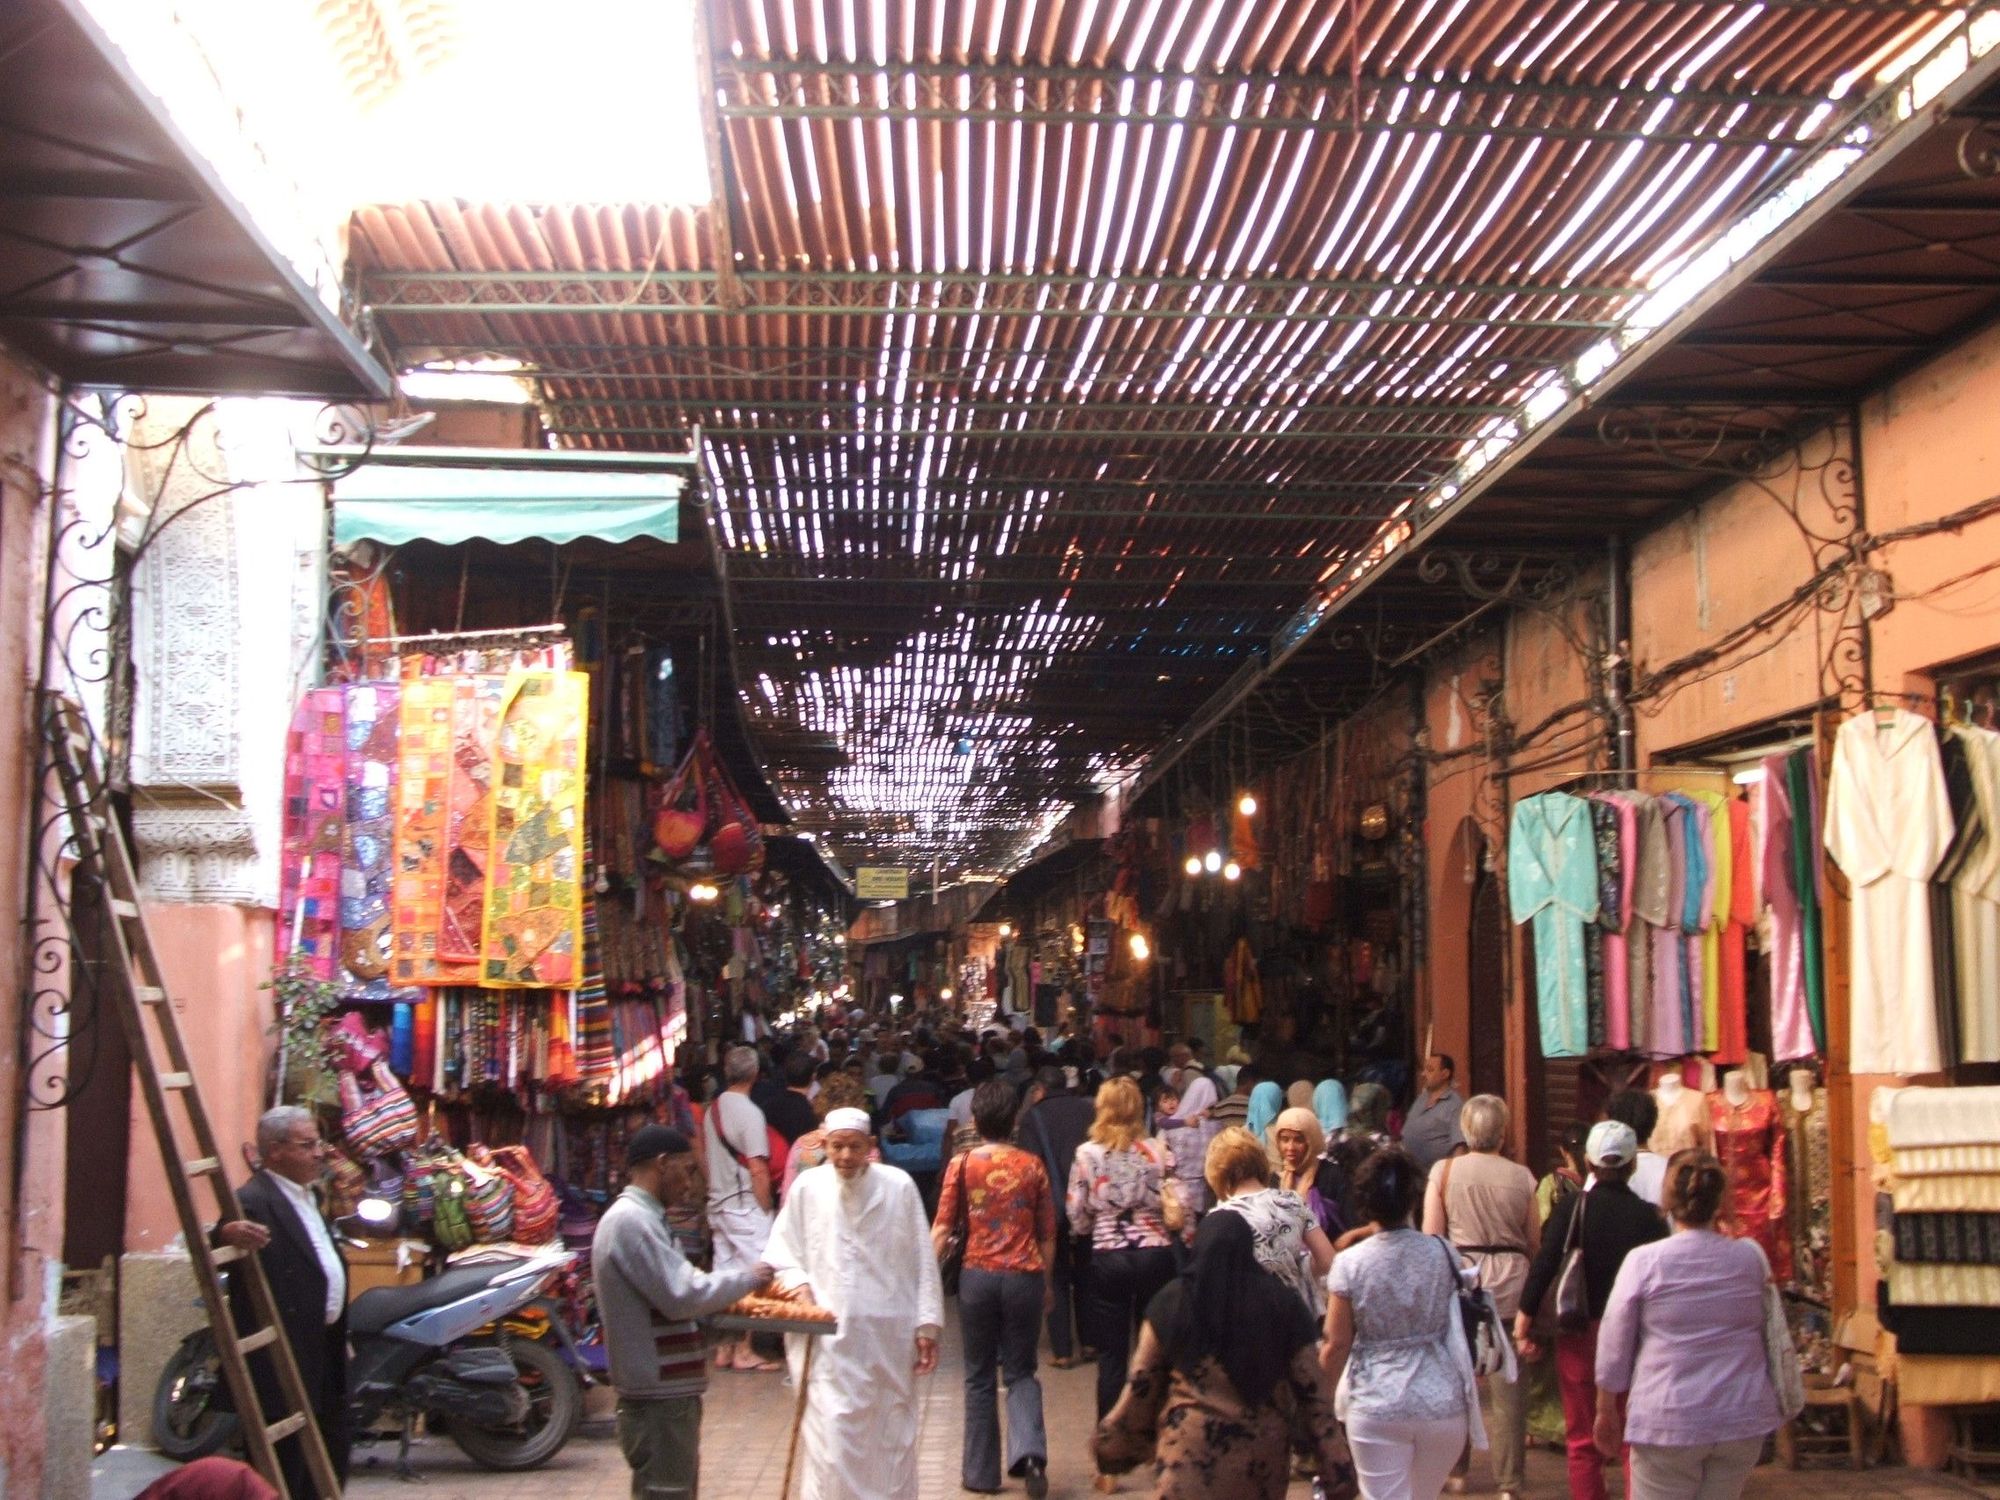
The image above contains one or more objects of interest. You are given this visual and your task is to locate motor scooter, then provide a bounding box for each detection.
[154,1200,587,1474]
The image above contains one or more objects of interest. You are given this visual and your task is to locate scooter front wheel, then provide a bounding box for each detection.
[152,1330,241,1461]
[444,1337,581,1471]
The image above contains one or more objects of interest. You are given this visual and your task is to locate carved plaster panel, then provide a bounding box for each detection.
[130,795,261,905]
[127,408,240,787]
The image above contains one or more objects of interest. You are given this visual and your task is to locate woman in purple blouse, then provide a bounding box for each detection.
[1592,1151,1783,1500]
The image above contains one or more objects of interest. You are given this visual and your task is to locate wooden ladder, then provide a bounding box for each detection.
[43,695,340,1500]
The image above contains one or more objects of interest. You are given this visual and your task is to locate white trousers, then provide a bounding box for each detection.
[1628,1436,1763,1500]
[1347,1413,1465,1500]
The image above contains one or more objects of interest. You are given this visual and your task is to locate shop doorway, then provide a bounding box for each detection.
[1468,859,1507,1101]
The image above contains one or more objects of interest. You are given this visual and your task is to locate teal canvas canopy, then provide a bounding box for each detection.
[331,463,683,548]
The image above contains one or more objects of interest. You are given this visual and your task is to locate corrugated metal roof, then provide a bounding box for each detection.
[351,0,1971,874]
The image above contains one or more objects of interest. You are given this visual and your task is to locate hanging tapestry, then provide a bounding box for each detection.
[278,687,348,978]
[439,675,507,965]
[481,670,589,987]
[339,683,417,1002]
[391,677,458,986]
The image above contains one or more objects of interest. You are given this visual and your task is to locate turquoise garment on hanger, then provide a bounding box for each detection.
[1508,792,1601,1058]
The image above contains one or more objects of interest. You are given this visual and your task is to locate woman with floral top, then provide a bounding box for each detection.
[935,1081,1056,1497]
[1069,1075,1178,1494]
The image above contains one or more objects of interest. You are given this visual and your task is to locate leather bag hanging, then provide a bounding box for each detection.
[936,1148,973,1296]
[1540,1191,1592,1335]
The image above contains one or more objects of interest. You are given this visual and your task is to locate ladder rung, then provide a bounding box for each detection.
[134,986,166,1005]
[183,1157,221,1177]
[211,1244,245,1266]
[160,1072,193,1089]
[238,1326,278,1354]
[264,1412,308,1443]
[111,899,139,919]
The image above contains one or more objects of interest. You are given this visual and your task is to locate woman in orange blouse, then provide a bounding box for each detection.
[934,1080,1057,1497]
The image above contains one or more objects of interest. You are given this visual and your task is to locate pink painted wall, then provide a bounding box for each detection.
[125,905,279,1251]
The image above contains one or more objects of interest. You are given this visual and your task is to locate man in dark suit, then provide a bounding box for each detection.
[217,1106,350,1498]
[1016,1066,1098,1367]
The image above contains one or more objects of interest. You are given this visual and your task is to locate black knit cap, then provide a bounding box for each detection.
[627,1124,693,1166]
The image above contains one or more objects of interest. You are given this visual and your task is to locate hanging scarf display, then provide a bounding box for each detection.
[278,686,348,977]
[440,675,507,966]
[481,670,589,987]
[337,683,417,1001]
[391,676,458,987]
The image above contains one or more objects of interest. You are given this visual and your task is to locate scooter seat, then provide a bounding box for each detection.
[348,1262,524,1336]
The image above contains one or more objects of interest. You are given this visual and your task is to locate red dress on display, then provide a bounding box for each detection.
[1709,1088,1792,1282]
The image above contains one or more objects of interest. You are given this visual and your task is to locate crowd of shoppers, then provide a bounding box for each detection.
[601,1012,1788,1500]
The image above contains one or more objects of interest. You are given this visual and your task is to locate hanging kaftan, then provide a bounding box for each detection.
[1508,793,1600,1059]
[1824,710,1954,1076]
[1650,797,1692,1058]
[1711,1089,1792,1283]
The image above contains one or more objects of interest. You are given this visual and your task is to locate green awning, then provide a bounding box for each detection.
[332,464,682,547]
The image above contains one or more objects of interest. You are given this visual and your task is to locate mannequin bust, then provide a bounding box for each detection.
[1651,1069,1711,1155]
[1788,1066,1817,1114]
[1722,1068,1752,1107]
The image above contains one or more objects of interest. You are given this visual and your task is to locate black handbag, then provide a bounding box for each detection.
[937,1149,973,1295]
[1546,1192,1591,1335]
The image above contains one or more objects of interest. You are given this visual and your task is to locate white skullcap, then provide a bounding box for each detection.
[823,1107,872,1136]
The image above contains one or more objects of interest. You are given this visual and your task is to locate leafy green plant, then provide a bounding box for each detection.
[266,960,343,1107]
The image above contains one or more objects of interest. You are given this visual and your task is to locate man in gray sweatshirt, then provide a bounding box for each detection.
[593,1124,772,1499]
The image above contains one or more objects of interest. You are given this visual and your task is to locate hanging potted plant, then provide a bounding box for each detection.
[265,958,343,1108]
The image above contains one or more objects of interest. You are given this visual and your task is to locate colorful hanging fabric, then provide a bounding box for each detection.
[277,687,347,977]
[574,888,616,1084]
[481,670,589,987]
[339,683,417,1002]
[390,677,457,987]
[440,675,507,966]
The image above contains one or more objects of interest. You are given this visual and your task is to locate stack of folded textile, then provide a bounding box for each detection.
[1879,1086,2000,1405]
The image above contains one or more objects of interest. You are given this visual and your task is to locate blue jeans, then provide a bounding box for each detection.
[959,1267,1048,1489]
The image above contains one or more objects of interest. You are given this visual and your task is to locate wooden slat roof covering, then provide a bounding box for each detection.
[351,0,1979,874]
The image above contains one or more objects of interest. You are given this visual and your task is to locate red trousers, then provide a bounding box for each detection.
[1555,1324,1627,1500]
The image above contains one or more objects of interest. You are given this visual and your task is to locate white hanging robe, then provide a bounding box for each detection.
[761,1163,945,1500]
[1824,710,1954,1075]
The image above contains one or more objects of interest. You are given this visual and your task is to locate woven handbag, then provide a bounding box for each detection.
[486,1144,559,1244]
[340,1059,419,1159]
[458,1151,516,1242]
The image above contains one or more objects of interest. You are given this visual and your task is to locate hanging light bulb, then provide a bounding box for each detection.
[1223,861,1242,881]
[1128,932,1151,962]
[1183,854,1202,877]
[940,986,955,1002]
[1238,792,1258,817]
[688,880,720,903]
[998,922,1013,938]
[1203,850,1222,873]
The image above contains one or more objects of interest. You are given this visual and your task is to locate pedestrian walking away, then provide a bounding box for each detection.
[1515,1120,1668,1500]
[1593,1151,1785,1500]
[1068,1076,1179,1493]
[1094,1211,1346,1499]
[1322,1145,1488,1500]
[933,1080,1055,1498]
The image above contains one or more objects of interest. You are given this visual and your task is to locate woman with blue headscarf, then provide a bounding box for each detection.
[1313,1079,1348,1139]
[1245,1080,1284,1149]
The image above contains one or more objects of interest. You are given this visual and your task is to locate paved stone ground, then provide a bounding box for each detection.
[339,1311,2000,1500]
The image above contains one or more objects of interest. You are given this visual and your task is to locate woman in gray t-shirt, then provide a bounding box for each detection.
[1322,1146,1484,1500]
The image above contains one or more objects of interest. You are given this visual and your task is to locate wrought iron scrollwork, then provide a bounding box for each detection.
[1591,403,1867,715]
[22,396,389,1110]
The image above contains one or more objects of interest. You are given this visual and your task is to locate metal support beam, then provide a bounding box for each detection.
[710,57,1830,149]
[566,419,1486,443]
[362,268,1629,328]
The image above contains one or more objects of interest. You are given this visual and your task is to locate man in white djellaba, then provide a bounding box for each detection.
[763,1106,945,1500]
